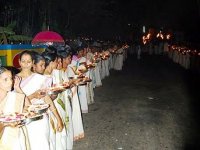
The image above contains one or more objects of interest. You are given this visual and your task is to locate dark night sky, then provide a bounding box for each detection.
[1,0,200,40]
[68,0,200,40]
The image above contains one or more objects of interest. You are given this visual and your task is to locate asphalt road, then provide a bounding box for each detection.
[73,54,200,150]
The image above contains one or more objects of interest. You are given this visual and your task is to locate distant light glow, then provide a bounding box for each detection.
[143,26,145,33]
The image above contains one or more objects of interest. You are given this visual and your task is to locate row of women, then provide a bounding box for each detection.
[0,42,128,150]
[167,47,190,69]
[129,41,169,56]
[167,46,200,72]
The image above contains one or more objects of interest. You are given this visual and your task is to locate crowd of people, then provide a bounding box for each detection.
[167,45,200,72]
[129,40,200,73]
[0,41,128,150]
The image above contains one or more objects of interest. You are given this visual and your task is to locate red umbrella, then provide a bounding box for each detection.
[32,31,65,45]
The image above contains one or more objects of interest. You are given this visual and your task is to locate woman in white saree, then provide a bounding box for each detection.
[17,51,63,150]
[42,51,68,150]
[91,47,102,87]
[114,45,124,71]
[71,47,88,113]
[59,50,85,141]
[103,50,110,77]
[84,48,95,104]
[0,67,30,150]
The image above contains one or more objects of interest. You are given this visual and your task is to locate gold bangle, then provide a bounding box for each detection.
[51,108,57,112]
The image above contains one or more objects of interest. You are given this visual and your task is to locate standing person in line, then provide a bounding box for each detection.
[137,44,141,60]
[58,50,85,141]
[17,50,63,150]
[0,66,31,150]
[42,51,68,150]
[71,46,89,113]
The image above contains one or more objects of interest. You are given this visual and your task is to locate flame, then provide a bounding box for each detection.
[166,34,171,40]
[142,36,147,44]
[169,45,200,57]
[147,33,151,39]
[157,32,164,40]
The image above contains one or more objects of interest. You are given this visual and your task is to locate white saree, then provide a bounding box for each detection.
[51,69,68,150]
[114,48,124,70]
[20,73,50,150]
[84,59,94,105]
[71,57,88,113]
[0,92,28,150]
[101,60,106,79]
[93,62,102,87]
[63,66,84,141]
[104,59,110,77]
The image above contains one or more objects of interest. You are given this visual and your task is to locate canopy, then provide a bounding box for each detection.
[32,31,65,45]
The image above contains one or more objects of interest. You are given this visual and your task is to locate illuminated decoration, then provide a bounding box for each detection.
[142,33,152,45]
[170,45,200,57]
[156,31,164,39]
[147,33,151,39]
[142,35,147,45]
[141,28,173,45]
[166,34,171,40]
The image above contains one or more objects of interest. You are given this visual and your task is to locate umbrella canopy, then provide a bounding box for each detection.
[32,31,65,45]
